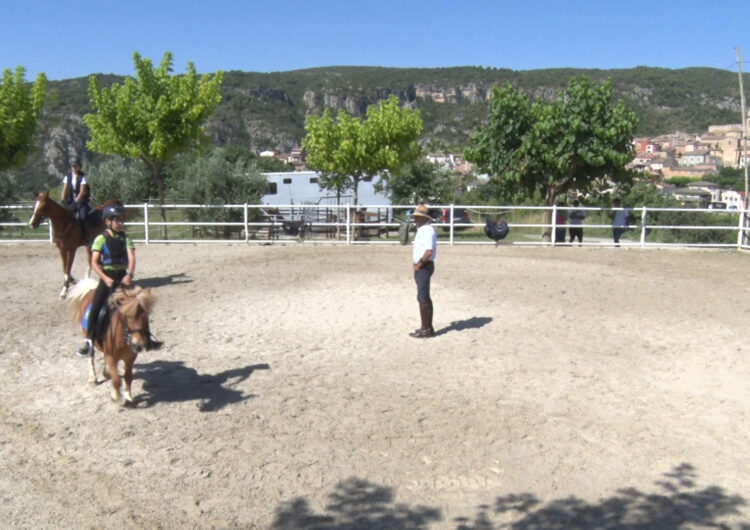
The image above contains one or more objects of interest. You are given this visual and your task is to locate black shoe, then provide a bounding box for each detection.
[77,339,93,357]
[409,327,435,339]
[146,335,163,351]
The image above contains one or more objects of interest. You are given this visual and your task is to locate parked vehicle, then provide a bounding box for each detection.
[437,207,471,230]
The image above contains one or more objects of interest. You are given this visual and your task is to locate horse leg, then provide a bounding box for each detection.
[106,355,121,402]
[122,355,135,406]
[59,248,75,298]
[88,350,97,384]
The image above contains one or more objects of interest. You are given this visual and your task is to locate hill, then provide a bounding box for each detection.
[19,65,750,190]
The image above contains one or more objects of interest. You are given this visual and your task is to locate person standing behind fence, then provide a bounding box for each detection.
[568,199,586,246]
[410,204,437,339]
[555,201,567,244]
[612,198,631,247]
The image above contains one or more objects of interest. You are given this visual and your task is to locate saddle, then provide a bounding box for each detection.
[82,301,113,343]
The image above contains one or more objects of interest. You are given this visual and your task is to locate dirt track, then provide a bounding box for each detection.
[2,243,749,529]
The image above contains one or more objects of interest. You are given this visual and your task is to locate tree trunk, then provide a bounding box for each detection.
[150,161,168,239]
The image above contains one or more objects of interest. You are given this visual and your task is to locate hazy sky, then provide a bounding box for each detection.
[3,0,750,80]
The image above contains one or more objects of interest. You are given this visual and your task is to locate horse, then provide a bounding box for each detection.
[68,277,155,406]
[28,191,105,298]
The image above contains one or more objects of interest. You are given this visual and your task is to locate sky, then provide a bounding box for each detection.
[3,0,750,81]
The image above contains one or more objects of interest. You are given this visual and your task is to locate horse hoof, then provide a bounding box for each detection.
[88,376,97,385]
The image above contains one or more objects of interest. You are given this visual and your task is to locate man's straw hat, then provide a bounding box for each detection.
[413,204,431,219]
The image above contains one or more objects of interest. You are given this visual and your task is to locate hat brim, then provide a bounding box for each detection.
[413,212,432,218]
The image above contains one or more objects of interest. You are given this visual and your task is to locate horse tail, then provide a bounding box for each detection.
[68,277,98,321]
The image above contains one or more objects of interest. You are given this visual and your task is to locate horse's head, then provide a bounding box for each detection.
[110,286,154,353]
[28,191,50,229]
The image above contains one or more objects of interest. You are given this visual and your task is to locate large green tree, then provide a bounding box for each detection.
[302,95,423,205]
[466,76,638,240]
[0,66,46,172]
[84,51,223,231]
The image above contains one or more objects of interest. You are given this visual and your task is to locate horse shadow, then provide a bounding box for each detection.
[137,273,193,289]
[132,360,270,411]
[435,316,493,337]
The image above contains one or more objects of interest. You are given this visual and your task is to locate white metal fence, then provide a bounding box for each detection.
[2,202,749,251]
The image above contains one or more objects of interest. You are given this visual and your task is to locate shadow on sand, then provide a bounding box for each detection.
[137,273,193,289]
[270,464,748,529]
[132,359,269,411]
[435,316,493,337]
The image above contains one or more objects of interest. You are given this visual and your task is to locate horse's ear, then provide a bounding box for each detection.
[31,191,38,199]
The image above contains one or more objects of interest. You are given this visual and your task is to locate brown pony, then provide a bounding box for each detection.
[68,278,155,405]
[28,191,106,298]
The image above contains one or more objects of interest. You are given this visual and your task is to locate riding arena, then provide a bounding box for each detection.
[1,241,749,528]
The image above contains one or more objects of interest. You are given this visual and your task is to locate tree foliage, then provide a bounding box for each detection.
[302,95,423,204]
[0,67,47,172]
[84,51,224,229]
[466,76,639,239]
[380,159,454,204]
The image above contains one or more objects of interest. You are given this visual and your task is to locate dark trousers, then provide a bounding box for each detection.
[414,260,434,302]
[613,227,626,245]
[87,270,126,340]
[569,227,583,244]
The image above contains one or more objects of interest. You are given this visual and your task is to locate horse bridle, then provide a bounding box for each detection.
[111,309,146,349]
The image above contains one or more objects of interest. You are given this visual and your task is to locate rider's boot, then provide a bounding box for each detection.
[77,338,93,357]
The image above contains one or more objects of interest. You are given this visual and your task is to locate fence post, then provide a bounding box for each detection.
[449,204,455,245]
[244,203,249,243]
[640,207,647,248]
[143,204,149,244]
[738,208,746,249]
[346,206,351,245]
[551,204,557,246]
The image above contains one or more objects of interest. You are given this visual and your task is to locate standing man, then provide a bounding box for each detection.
[410,204,437,338]
[568,199,586,246]
[612,198,631,247]
[61,156,91,239]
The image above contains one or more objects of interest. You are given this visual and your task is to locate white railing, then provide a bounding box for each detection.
[2,202,749,251]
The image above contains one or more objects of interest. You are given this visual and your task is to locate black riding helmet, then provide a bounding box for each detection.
[103,203,126,220]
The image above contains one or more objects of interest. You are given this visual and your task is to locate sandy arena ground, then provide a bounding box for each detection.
[1,242,749,529]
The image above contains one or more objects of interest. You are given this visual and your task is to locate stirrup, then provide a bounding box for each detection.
[76,339,93,357]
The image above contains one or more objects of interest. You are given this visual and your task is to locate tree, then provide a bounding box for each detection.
[302,95,423,206]
[84,51,223,233]
[0,66,47,173]
[380,159,453,205]
[167,147,267,238]
[466,77,638,240]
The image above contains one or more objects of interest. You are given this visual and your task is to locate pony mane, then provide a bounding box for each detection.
[110,286,154,317]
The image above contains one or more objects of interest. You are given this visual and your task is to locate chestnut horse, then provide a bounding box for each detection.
[28,192,106,298]
[68,278,155,405]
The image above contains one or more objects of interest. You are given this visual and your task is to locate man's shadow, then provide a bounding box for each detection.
[132,360,270,411]
[137,273,193,289]
[435,316,492,336]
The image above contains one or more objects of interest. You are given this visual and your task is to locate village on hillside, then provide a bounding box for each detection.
[259,120,750,209]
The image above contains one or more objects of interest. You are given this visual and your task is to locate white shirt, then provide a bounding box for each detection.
[413,222,437,264]
[62,171,87,188]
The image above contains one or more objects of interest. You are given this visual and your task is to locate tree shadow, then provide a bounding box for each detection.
[435,316,493,337]
[455,463,748,530]
[132,359,270,411]
[270,465,748,529]
[137,272,193,289]
[271,477,441,529]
